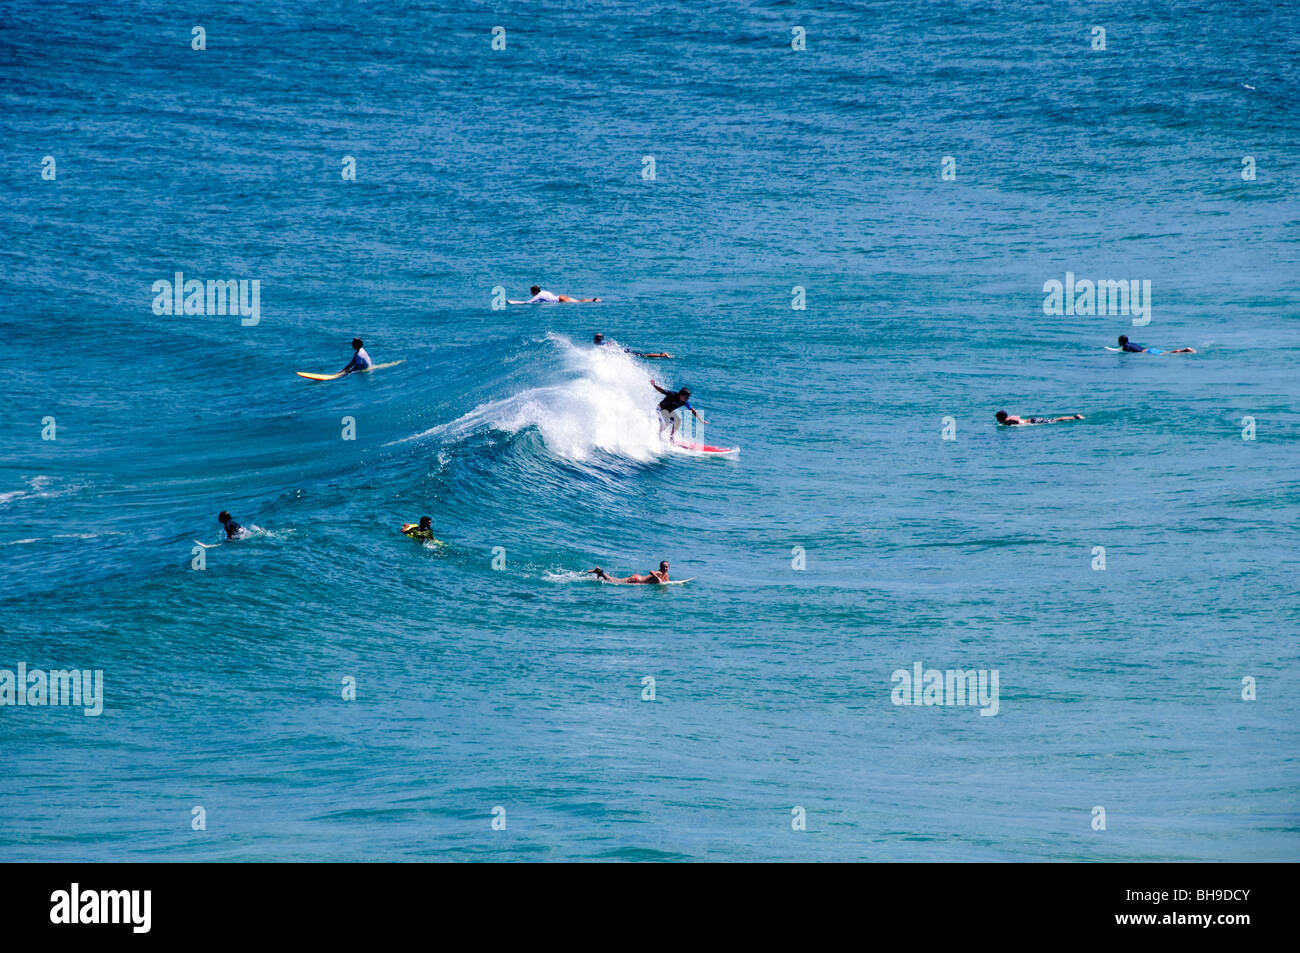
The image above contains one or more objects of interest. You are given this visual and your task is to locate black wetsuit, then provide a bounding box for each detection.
[658,392,691,413]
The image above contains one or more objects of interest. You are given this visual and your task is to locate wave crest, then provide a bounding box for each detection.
[406,334,667,464]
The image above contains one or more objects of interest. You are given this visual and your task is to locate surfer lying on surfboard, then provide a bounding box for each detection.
[218,510,245,540]
[507,285,601,304]
[995,411,1085,426]
[341,338,372,374]
[594,333,671,359]
[1116,335,1195,355]
[587,561,671,584]
[650,380,708,438]
[401,516,441,543]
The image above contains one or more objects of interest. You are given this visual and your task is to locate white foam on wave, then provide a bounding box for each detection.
[0,475,57,508]
[542,568,596,583]
[401,334,666,463]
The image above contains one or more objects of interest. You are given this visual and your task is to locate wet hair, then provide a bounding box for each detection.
[352,338,363,350]
[995,411,1008,422]
[419,516,431,529]
[593,333,604,344]
[659,561,669,571]
[218,511,232,523]
[679,387,691,398]
[1117,335,1128,345]
[530,286,541,295]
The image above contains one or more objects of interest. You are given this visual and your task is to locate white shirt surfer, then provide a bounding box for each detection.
[509,285,601,303]
[342,337,372,373]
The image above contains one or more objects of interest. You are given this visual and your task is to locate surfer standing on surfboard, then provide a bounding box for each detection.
[341,338,372,374]
[650,380,708,439]
[587,561,671,584]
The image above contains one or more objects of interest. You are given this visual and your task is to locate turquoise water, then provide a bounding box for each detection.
[2,0,1298,861]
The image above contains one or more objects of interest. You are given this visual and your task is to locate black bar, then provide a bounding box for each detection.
[0,862,1286,940]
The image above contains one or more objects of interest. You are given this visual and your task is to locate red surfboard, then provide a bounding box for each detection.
[670,440,739,458]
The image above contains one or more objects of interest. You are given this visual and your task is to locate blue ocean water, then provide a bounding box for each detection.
[2,0,1298,861]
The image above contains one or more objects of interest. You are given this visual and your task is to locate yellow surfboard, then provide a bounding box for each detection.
[297,360,405,381]
[296,370,345,381]
[402,524,444,546]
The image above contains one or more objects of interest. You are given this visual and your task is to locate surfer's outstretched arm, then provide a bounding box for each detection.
[649,379,671,396]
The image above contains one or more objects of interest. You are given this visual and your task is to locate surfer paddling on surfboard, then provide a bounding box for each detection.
[401,516,439,543]
[218,510,245,540]
[341,338,373,374]
[508,285,601,304]
[594,333,671,359]
[1116,335,1195,355]
[587,561,671,584]
[995,411,1085,426]
[650,380,708,439]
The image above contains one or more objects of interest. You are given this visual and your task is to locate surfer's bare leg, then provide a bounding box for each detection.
[586,567,615,582]
[657,408,677,437]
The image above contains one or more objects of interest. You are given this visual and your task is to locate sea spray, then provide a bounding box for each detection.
[398,334,667,463]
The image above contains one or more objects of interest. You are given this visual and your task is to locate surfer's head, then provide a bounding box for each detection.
[530,286,541,295]
[660,561,669,572]
[352,338,363,351]
[593,333,604,344]
[419,516,432,530]
[679,387,691,399]
[995,411,1008,423]
[1117,335,1129,345]
[218,511,232,524]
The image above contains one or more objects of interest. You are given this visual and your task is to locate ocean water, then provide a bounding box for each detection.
[2,0,1298,861]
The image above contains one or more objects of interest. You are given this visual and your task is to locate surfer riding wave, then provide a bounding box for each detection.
[650,379,708,440]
